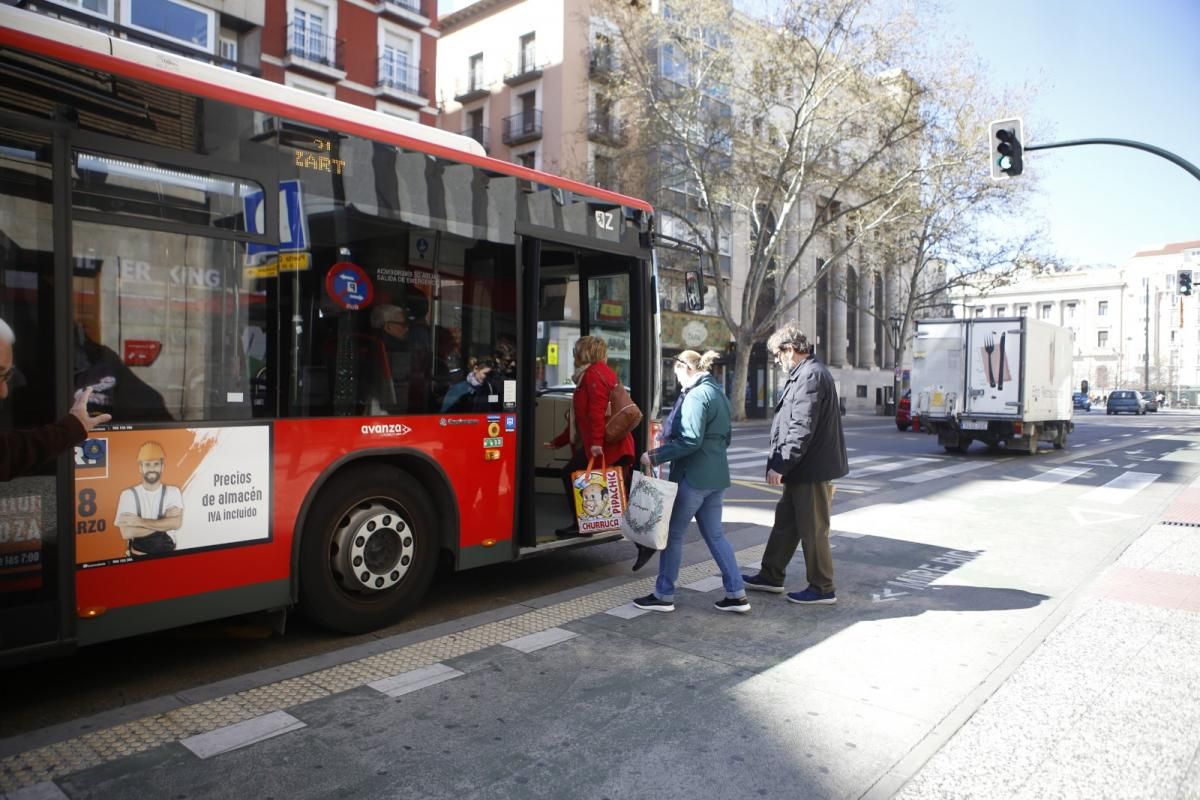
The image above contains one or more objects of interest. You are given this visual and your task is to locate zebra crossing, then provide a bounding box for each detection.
[725,445,1167,505]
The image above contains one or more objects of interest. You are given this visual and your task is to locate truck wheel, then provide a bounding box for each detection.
[300,465,439,634]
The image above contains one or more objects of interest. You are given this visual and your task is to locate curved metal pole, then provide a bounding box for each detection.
[1025,138,1200,183]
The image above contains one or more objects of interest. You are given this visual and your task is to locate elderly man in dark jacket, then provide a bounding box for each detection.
[743,321,848,604]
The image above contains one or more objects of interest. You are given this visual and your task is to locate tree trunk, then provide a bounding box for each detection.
[730,340,753,421]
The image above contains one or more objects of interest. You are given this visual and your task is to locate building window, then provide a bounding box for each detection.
[48,0,113,19]
[517,151,535,169]
[593,154,613,190]
[993,305,1006,316]
[1097,330,1108,347]
[468,53,484,92]
[381,33,417,93]
[293,3,331,63]
[519,32,537,73]
[1017,305,1028,317]
[856,384,867,398]
[1098,300,1108,316]
[219,34,238,66]
[122,0,216,52]
[1066,302,1077,318]
[1040,303,1052,320]
[974,307,984,318]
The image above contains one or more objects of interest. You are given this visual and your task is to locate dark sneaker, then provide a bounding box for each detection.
[742,573,786,594]
[786,587,836,605]
[714,596,751,614]
[633,593,675,612]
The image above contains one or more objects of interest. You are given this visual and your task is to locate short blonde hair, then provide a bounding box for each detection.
[574,335,608,365]
[676,349,721,372]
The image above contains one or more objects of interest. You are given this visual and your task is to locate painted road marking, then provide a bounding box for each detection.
[368,663,464,698]
[994,466,1090,496]
[893,460,994,484]
[1078,472,1160,505]
[605,603,650,619]
[180,710,305,760]
[502,627,579,653]
[684,576,726,592]
[849,457,940,478]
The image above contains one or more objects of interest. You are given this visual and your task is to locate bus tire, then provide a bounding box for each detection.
[300,465,438,634]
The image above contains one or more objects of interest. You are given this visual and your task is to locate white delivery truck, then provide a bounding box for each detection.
[912,316,1074,454]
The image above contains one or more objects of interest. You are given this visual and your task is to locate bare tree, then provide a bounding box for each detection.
[864,65,1050,405]
[598,0,939,418]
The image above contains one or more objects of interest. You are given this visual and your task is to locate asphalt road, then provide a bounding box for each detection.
[3,408,1194,741]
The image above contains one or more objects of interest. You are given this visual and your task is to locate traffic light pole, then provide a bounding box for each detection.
[1024,138,1200,184]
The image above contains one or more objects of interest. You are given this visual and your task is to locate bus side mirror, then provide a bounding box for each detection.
[684,270,704,311]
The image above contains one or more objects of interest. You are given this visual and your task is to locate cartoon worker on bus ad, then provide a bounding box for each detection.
[74,426,271,567]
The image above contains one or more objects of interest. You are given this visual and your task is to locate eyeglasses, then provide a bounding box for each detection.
[773,345,794,362]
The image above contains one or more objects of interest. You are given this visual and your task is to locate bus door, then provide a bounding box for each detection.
[0,118,76,662]
[521,239,640,549]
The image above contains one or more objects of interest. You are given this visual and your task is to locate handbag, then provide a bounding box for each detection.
[619,467,677,551]
[571,456,626,535]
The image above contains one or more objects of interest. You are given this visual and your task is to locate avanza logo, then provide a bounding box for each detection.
[360,423,412,437]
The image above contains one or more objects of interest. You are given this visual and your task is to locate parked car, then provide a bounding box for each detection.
[1107,389,1145,415]
[1139,391,1159,412]
[1072,392,1091,412]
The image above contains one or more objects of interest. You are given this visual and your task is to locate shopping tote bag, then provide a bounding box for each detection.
[571,457,626,535]
[619,467,677,551]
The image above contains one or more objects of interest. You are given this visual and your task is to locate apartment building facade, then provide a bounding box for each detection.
[954,239,1200,404]
[15,0,266,73]
[18,0,440,124]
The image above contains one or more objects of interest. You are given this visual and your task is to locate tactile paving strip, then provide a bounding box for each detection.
[1161,476,1200,526]
[0,544,766,792]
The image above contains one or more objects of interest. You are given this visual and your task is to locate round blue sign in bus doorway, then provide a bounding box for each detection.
[324,262,374,310]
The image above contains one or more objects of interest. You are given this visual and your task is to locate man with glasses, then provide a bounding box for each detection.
[0,317,111,481]
[743,321,848,604]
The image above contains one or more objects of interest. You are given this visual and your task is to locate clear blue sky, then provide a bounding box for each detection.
[437,0,1200,265]
[941,0,1200,265]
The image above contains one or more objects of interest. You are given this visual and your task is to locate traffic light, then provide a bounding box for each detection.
[989,118,1024,179]
[1178,269,1193,296]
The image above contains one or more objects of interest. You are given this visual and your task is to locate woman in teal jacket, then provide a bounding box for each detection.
[632,350,750,614]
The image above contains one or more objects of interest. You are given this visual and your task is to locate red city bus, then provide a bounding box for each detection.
[0,8,662,665]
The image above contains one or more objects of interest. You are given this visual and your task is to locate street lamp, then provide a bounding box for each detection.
[889,314,902,411]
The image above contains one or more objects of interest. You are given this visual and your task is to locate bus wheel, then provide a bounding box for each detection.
[300,466,438,634]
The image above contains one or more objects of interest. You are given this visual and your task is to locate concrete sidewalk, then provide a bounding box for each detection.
[3,486,1198,799]
[889,519,1200,800]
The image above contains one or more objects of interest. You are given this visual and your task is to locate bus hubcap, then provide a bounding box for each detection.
[332,501,414,593]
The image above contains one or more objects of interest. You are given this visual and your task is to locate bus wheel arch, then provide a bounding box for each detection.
[298,461,448,634]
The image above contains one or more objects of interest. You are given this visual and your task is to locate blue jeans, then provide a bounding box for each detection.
[655,477,746,601]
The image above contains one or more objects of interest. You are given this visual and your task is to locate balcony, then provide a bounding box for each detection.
[589,47,616,81]
[454,79,490,104]
[377,59,427,105]
[285,23,345,79]
[462,125,490,153]
[587,113,627,147]
[504,53,544,86]
[502,109,543,146]
[378,0,430,26]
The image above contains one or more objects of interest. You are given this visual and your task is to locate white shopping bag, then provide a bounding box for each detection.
[619,468,677,551]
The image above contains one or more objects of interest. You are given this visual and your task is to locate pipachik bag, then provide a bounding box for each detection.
[619,466,677,551]
[571,457,626,535]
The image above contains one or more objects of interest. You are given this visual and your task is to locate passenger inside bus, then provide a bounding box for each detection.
[73,324,171,422]
[441,356,496,413]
